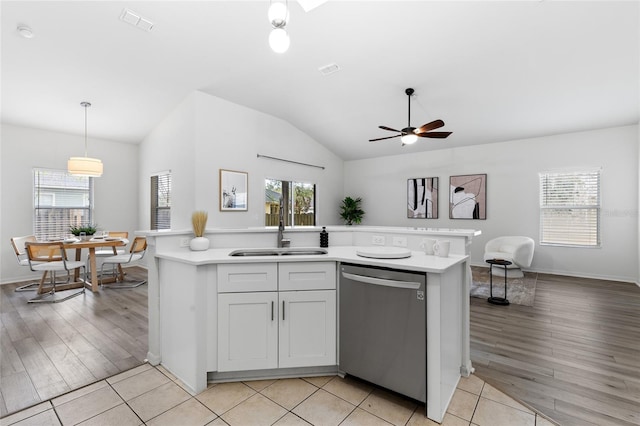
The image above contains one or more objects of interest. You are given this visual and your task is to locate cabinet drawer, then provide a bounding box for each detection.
[218,263,278,293]
[279,262,336,291]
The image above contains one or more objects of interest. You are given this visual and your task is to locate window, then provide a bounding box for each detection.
[151,172,171,230]
[33,168,93,240]
[265,179,315,227]
[539,170,600,247]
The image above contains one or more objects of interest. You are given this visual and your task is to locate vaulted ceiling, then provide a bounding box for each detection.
[2,1,638,161]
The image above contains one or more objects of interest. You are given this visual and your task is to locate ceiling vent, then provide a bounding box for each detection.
[120,9,154,32]
[318,63,340,76]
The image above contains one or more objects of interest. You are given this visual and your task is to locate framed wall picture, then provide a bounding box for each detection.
[449,174,486,219]
[220,169,248,211]
[407,177,438,219]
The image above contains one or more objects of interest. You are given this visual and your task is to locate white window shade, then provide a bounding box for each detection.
[33,168,93,240]
[539,171,600,247]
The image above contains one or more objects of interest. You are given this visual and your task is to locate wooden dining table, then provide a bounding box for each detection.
[35,238,128,294]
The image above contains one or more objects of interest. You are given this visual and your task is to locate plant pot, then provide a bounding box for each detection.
[80,235,93,241]
[189,237,209,251]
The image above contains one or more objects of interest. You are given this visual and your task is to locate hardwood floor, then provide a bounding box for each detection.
[470,271,640,426]
[0,267,148,417]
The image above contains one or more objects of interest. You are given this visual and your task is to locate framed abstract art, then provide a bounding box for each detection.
[407,177,438,219]
[449,174,486,219]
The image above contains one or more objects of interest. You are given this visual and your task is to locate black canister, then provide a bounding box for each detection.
[320,227,329,248]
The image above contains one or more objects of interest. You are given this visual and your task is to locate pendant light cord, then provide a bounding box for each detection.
[81,101,91,157]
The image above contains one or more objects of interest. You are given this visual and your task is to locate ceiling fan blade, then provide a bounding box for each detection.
[369,134,401,142]
[416,120,445,133]
[379,125,401,133]
[416,131,452,139]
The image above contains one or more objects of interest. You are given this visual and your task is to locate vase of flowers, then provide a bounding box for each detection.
[189,211,209,251]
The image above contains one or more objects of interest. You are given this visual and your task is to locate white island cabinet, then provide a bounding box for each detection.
[147,226,479,423]
[218,291,278,371]
[217,262,336,372]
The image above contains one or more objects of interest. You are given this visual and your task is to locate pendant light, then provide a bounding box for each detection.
[68,102,103,177]
[268,0,290,53]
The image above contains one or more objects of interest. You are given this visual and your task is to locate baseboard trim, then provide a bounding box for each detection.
[1,264,149,286]
[469,262,636,284]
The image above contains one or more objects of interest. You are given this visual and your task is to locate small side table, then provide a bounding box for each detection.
[486,258,512,305]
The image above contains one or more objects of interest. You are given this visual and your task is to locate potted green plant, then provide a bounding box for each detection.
[340,196,365,225]
[69,224,98,240]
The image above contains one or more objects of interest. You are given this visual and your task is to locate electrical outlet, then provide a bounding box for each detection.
[179,238,190,247]
[392,236,407,247]
[372,235,385,245]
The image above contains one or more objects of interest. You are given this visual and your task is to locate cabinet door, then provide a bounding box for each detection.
[279,290,336,368]
[218,292,278,372]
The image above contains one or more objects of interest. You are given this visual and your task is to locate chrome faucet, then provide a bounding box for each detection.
[277,198,290,248]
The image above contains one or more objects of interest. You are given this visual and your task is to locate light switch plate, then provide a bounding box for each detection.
[179,238,190,248]
[392,236,407,247]
[372,235,385,245]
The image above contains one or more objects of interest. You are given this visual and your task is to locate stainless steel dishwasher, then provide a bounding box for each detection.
[339,263,426,402]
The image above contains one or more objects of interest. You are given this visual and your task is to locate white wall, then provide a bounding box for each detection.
[344,125,639,282]
[139,91,344,232]
[138,93,197,231]
[1,124,139,283]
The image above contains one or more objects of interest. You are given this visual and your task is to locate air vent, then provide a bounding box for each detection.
[318,63,340,76]
[120,9,154,32]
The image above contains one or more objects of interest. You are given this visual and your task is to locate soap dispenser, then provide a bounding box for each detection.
[320,227,329,248]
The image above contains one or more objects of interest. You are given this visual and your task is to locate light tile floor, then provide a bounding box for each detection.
[0,364,558,426]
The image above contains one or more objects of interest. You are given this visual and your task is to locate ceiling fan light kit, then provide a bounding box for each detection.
[400,133,418,145]
[268,1,289,27]
[269,27,290,53]
[370,87,452,146]
[268,0,290,53]
[68,101,103,177]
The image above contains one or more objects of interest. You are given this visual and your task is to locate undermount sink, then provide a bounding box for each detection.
[229,247,328,257]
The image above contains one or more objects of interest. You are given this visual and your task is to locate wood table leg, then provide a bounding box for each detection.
[88,248,99,292]
[37,271,48,294]
[74,248,82,281]
[111,246,125,281]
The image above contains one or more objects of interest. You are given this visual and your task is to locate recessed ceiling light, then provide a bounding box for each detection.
[17,25,34,39]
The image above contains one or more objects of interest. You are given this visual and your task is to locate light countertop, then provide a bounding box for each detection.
[155,246,468,274]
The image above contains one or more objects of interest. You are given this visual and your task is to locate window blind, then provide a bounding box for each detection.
[539,170,600,247]
[33,168,93,240]
[151,173,171,230]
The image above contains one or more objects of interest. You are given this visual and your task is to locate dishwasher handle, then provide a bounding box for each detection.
[341,271,421,290]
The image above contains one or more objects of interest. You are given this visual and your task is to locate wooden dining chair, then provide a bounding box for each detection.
[95,231,129,255]
[92,231,129,278]
[99,236,147,289]
[25,241,86,303]
[10,235,42,292]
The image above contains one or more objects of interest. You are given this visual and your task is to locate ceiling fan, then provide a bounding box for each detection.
[369,88,452,145]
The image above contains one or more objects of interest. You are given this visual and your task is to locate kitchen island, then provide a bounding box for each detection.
[141,226,479,423]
